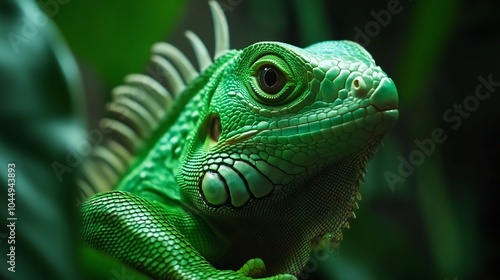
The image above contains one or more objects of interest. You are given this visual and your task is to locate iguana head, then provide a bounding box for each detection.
[176,39,397,273]
[181,40,398,211]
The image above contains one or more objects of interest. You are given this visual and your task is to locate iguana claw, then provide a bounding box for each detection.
[238,258,297,280]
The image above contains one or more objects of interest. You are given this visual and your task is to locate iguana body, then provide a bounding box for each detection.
[80,2,398,279]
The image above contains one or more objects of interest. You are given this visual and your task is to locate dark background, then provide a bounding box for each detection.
[1,0,498,279]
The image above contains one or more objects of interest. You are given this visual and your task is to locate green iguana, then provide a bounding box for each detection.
[79,1,399,279]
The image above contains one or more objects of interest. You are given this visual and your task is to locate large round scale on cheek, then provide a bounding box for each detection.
[201,171,228,206]
[218,165,250,208]
[233,161,273,198]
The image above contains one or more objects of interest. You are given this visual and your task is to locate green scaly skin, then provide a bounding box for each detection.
[80,4,398,280]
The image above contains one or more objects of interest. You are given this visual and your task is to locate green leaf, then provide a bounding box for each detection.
[52,0,186,87]
[0,0,84,279]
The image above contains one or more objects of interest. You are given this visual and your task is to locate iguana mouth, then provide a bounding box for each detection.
[271,76,399,138]
[218,78,398,150]
[370,78,399,111]
[224,129,259,145]
[228,77,398,145]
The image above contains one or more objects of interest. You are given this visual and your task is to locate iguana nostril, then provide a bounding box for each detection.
[352,76,368,97]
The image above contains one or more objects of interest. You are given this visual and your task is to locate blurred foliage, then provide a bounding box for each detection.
[1,0,498,279]
[0,0,184,279]
[0,0,83,279]
[52,0,186,87]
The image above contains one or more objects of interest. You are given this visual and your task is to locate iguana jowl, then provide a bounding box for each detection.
[80,1,399,279]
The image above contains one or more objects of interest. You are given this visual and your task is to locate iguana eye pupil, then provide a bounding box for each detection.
[258,65,285,94]
[263,67,278,87]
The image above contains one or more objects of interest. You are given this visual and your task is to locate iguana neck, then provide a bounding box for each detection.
[210,143,378,275]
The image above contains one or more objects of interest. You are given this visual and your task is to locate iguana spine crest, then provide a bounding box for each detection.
[77,1,230,200]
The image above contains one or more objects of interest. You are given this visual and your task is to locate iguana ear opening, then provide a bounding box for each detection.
[209,115,222,142]
[202,114,222,150]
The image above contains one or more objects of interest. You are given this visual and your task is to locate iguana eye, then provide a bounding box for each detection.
[258,65,286,95]
[249,55,295,105]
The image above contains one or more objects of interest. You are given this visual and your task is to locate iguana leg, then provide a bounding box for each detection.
[237,258,268,278]
[81,191,296,280]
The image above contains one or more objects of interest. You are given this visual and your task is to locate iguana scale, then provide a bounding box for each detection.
[79,2,399,279]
